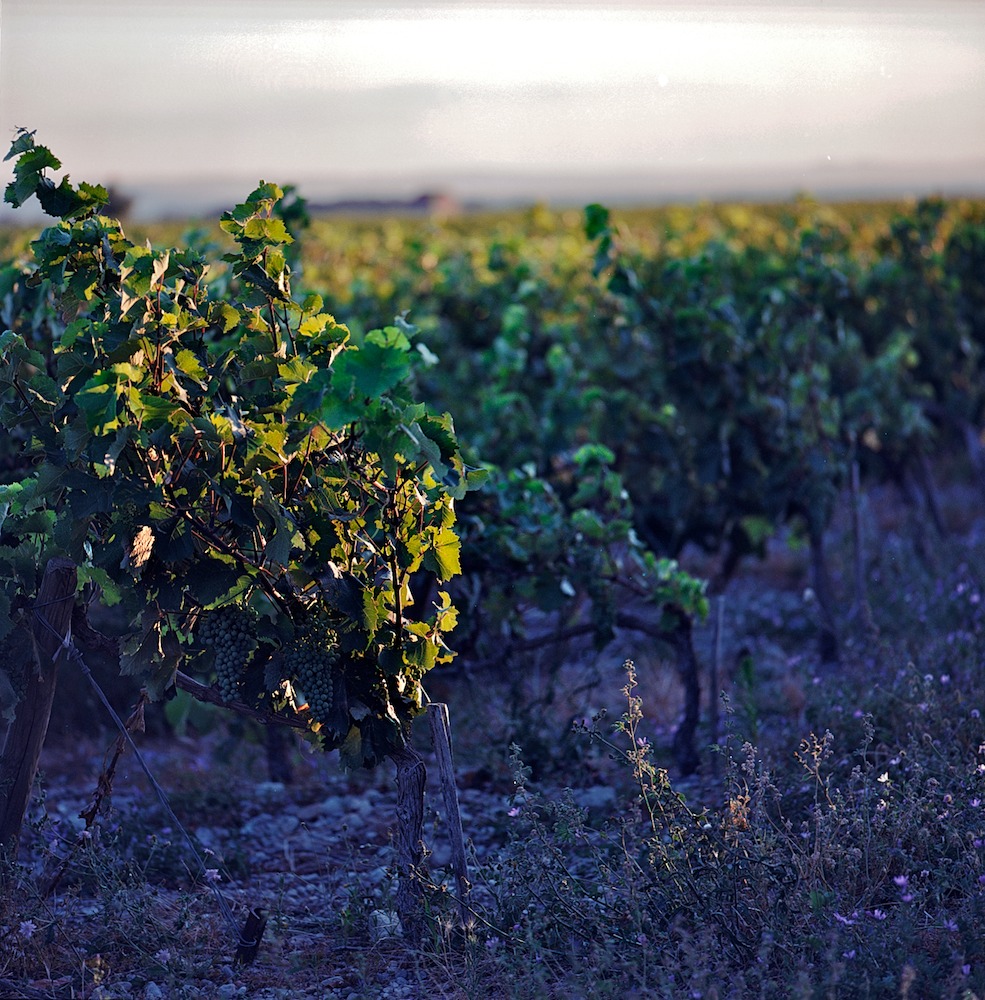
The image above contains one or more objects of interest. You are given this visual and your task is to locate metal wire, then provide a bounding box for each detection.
[33,608,248,947]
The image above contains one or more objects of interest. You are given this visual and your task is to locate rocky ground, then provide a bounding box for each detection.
[6,477,978,999]
[8,684,649,1000]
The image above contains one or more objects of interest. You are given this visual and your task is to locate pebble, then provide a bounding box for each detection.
[241,813,300,839]
[143,984,164,1000]
[254,781,287,805]
[368,908,402,942]
[572,785,618,811]
[194,825,222,851]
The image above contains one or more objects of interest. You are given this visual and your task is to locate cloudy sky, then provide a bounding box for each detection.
[1,0,983,215]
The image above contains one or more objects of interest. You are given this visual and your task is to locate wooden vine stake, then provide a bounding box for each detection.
[392,745,428,941]
[427,702,471,927]
[709,595,724,777]
[0,557,77,853]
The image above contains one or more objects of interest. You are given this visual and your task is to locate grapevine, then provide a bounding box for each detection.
[0,129,478,770]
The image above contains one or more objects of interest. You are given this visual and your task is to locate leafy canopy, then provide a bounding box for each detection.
[0,129,484,766]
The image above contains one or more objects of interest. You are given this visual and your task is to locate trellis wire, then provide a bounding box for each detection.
[33,606,255,953]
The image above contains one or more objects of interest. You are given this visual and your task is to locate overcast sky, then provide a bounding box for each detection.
[1,0,983,214]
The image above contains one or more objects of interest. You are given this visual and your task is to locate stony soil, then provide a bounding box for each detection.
[5,476,979,999]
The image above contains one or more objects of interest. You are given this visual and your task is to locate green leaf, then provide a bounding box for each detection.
[333,331,411,400]
[277,355,315,387]
[188,561,248,607]
[75,380,120,434]
[401,422,449,480]
[4,143,61,207]
[4,128,39,162]
[77,564,122,606]
[244,217,293,245]
[172,348,208,386]
[210,301,241,333]
[37,174,107,220]
[423,526,462,582]
[362,588,383,640]
[127,391,186,431]
[584,203,611,241]
[339,724,364,771]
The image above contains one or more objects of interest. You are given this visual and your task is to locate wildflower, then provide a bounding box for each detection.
[485,937,501,951]
[843,949,856,959]
[507,806,521,818]
[636,933,648,945]
[834,912,856,926]
[963,965,972,976]
[18,920,37,940]
[203,868,221,883]
[154,949,172,965]
[893,875,909,888]
[940,674,951,685]
[869,909,888,921]
[972,709,981,719]
[878,772,890,784]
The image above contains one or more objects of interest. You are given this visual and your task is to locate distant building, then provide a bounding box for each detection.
[308,192,460,217]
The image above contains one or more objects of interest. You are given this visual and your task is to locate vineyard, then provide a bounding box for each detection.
[1,131,984,998]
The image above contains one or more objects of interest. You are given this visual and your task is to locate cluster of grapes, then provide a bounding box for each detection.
[282,621,341,726]
[198,607,255,703]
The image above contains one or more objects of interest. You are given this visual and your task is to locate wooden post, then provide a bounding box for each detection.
[808,525,840,664]
[669,611,702,777]
[427,702,470,927]
[0,557,77,854]
[391,744,427,941]
[709,596,724,776]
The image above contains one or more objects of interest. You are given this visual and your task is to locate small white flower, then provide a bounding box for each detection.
[203,868,221,883]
